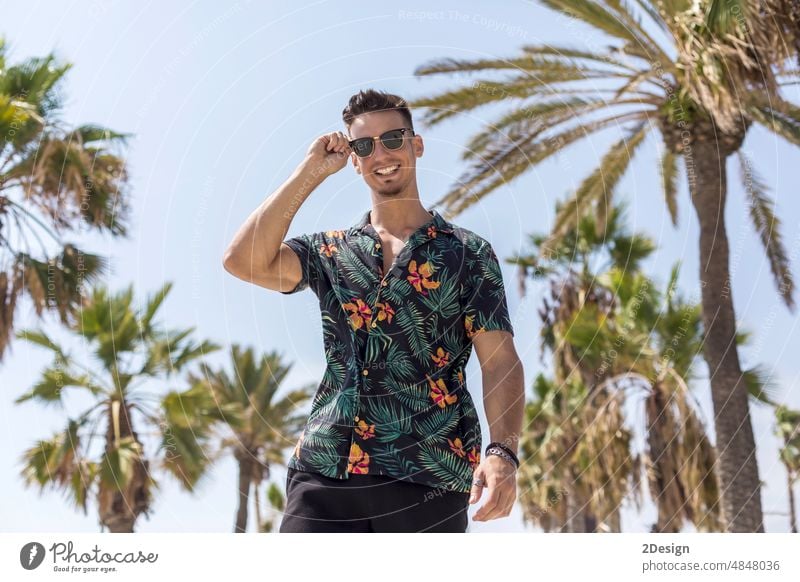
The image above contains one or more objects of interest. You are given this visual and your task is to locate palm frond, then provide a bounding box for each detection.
[14,328,67,360]
[14,366,101,406]
[742,364,779,406]
[520,43,639,71]
[737,151,794,310]
[745,94,800,146]
[439,112,648,218]
[462,97,620,160]
[542,121,651,252]
[659,148,680,226]
[539,0,672,66]
[411,70,605,126]
[19,419,83,488]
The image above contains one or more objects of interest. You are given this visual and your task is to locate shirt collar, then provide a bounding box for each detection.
[350,207,455,236]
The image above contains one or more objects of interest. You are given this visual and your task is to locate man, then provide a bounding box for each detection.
[223,89,524,532]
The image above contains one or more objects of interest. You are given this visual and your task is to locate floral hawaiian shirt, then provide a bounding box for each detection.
[280,207,514,493]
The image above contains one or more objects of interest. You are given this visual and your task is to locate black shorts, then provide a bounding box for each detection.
[278,467,471,533]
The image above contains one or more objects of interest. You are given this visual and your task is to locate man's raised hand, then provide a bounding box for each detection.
[305,131,352,177]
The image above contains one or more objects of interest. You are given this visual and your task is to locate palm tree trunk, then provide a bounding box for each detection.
[605,511,621,533]
[563,486,584,532]
[564,481,596,532]
[688,138,764,532]
[98,399,150,533]
[234,454,253,533]
[105,518,137,533]
[646,389,687,533]
[787,466,798,533]
[254,483,263,533]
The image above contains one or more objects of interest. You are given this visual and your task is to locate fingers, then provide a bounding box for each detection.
[324,131,350,155]
[473,489,509,521]
[469,470,485,504]
[472,480,515,521]
[472,487,501,521]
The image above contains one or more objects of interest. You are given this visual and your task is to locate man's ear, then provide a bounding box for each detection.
[351,152,361,174]
[413,134,424,158]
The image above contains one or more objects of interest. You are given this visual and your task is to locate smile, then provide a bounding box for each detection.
[375,165,400,176]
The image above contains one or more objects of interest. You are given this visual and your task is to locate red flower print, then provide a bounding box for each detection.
[427,225,437,238]
[448,437,466,457]
[431,346,450,368]
[427,374,458,408]
[467,447,480,469]
[319,242,338,257]
[375,301,395,324]
[354,416,375,440]
[407,260,440,296]
[342,298,373,330]
[347,442,370,474]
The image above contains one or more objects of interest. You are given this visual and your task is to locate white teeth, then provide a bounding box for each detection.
[376,165,399,175]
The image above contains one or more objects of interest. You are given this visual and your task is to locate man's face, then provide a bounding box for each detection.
[347,110,423,197]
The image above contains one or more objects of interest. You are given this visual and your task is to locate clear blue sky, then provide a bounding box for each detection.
[1,0,798,533]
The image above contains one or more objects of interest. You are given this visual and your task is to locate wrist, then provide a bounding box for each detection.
[484,442,520,469]
[299,155,335,182]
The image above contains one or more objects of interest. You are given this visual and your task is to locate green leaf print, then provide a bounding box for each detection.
[395,302,431,362]
[415,406,460,442]
[388,379,432,414]
[337,244,376,289]
[419,268,461,319]
[384,341,416,383]
[371,443,421,476]
[366,397,413,443]
[305,448,342,478]
[302,425,345,451]
[418,443,470,490]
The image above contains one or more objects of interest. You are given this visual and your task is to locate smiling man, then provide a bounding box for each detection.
[223,89,524,533]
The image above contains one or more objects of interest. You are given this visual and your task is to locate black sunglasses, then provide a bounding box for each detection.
[348,127,415,158]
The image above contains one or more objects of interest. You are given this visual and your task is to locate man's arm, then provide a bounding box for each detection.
[473,329,524,456]
[469,329,525,521]
[222,131,351,291]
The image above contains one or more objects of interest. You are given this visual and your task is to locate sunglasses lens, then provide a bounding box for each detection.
[381,130,405,150]
[352,139,374,158]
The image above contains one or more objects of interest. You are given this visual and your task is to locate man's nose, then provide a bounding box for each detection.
[371,140,397,163]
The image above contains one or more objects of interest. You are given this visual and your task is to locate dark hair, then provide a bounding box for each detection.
[342,89,414,131]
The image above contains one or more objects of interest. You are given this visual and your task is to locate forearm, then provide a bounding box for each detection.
[481,355,525,453]
[223,156,329,272]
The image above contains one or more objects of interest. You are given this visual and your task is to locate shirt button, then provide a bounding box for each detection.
[371,321,377,328]
[381,280,388,287]
[375,243,381,249]
[362,369,369,376]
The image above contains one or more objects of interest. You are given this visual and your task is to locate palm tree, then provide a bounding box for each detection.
[518,372,640,532]
[514,204,724,532]
[15,282,223,532]
[706,0,800,71]
[260,481,288,533]
[411,0,800,531]
[774,405,800,532]
[191,345,313,533]
[0,37,132,361]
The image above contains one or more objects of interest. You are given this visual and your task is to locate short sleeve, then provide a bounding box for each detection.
[280,233,320,295]
[462,240,514,339]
